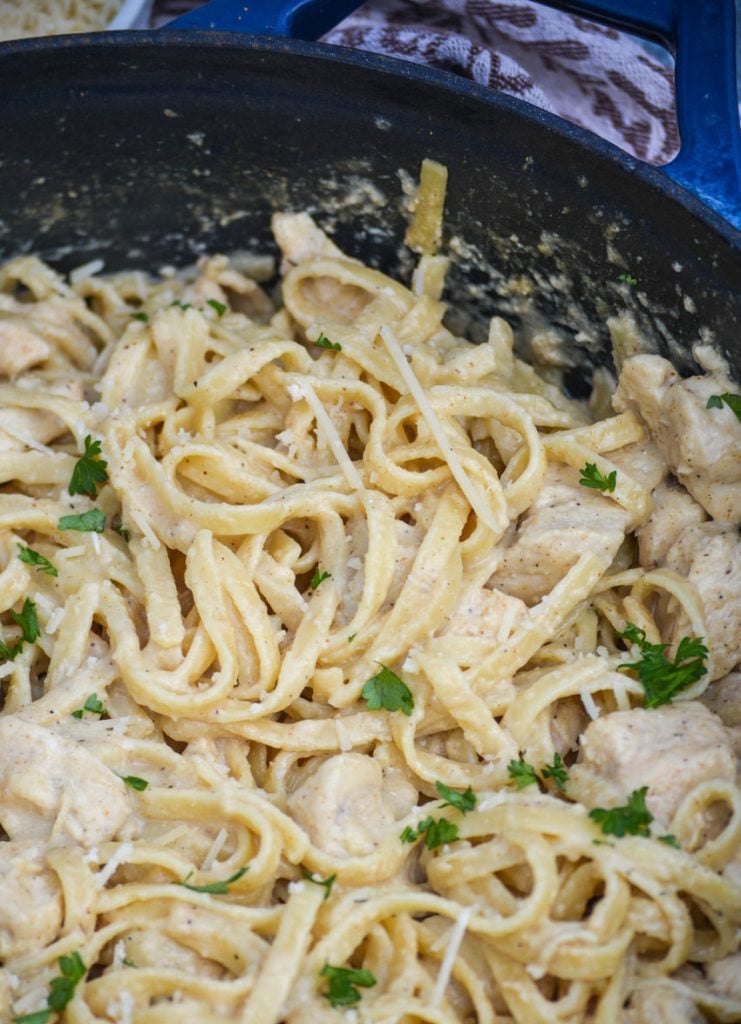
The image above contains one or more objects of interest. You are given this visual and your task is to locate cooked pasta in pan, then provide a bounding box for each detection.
[0,165,739,1023]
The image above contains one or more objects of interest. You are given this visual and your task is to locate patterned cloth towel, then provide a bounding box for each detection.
[153,0,679,164]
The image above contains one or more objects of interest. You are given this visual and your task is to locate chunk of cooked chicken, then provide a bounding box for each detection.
[0,316,50,378]
[663,523,741,680]
[439,585,528,639]
[706,953,741,1001]
[568,703,735,829]
[489,463,628,605]
[702,671,741,728]
[614,355,741,523]
[637,481,707,569]
[623,984,706,1024]
[272,212,346,274]
[0,842,62,959]
[0,718,130,846]
[286,753,417,859]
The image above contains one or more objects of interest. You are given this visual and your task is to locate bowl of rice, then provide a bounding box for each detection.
[0,0,153,40]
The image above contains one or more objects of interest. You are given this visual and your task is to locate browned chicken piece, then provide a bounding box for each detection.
[614,355,741,524]
[622,985,707,1023]
[286,753,416,859]
[637,480,707,569]
[0,718,131,846]
[488,440,664,605]
[0,843,62,959]
[568,703,736,829]
[663,523,741,680]
[439,585,528,638]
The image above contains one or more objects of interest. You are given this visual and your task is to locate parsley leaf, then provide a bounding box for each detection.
[399,815,459,849]
[121,775,149,791]
[658,834,680,848]
[617,272,638,285]
[706,392,741,421]
[579,462,617,493]
[310,568,331,590]
[130,311,149,322]
[617,623,708,708]
[47,951,86,1012]
[71,693,109,720]
[0,637,22,662]
[172,299,192,310]
[507,755,538,789]
[320,964,376,1007]
[68,435,109,499]
[13,1013,51,1024]
[542,752,569,791]
[11,598,39,644]
[362,664,414,716]
[175,865,248,894]
[589,786,653,838]
[302,868,336,899]
[113,521,130,541]
[436,781,477,813]
[18,544,58,577]
[58,508,106,533]
[315,332,342,351]
[206,298,227,316]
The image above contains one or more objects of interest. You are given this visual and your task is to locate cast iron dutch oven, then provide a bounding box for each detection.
[0,0,738,378]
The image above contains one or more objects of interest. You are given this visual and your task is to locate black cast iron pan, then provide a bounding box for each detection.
[0,0,738,382]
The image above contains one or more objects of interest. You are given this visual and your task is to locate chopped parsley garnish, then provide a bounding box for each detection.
[14,951,89,1021]
[0,637,22,662]
[121,775,149,791]
[310,568,331,590]
[706,392,741,421]
[315,332,342,351]
[71,693,109,720]
[130,311,149,322]
[542,752,569,791]
[617,272,638,285]
[436,781,477,813]
[347,633,357,642]
[320,964,376,1007]
[18,544,58,577]
[579,462,617,494]
[113,521,130,541]
[58,508,106,533]
[68,435,109,499]
[302,868,336,899]
[617,623,708,708]
[11,598,39,644]
[122,957,138,968]
[658,834,680,848]
[171,299,192,310]
[362,664,414,716]
[400,815,459,850]
[507,755,538,789]
[206,298,227,316]
[175,865,248,894]
[589,786,652,838]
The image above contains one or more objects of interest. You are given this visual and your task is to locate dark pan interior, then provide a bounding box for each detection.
[0,32,739,381]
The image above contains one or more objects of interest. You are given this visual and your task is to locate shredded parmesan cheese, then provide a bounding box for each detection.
[430,904,476,1006]
[201,828,228,872]
[581,690,601,720]
[380,326,501,533]
[296,380,365,492]
[96,842,133,887]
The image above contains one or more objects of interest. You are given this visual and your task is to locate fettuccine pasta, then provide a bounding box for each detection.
[0,172,740,1024]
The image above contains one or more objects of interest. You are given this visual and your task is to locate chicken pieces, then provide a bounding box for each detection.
[614,355,741,524]
[569,703,735,830]
[0,718,130,847]
[286,753,416,859]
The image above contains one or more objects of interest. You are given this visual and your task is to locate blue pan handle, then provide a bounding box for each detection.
[172,0,740,230]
